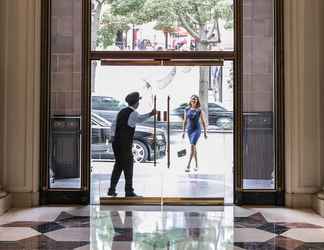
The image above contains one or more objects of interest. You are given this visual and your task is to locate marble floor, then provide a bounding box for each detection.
[1,206,324,249]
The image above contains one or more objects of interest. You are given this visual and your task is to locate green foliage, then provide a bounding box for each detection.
[96,5,131,49]
[97,0,233,49]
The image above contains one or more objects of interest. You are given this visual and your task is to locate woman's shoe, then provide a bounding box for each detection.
[194,166,198,172]
[185,167,190,173]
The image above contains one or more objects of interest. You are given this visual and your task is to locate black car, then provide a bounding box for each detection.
[91,113,166,162]
[92,95,184,130]
[173,102,233,129]
[92,96,127,121]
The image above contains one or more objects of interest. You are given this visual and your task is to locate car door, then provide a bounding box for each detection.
[91,119,109,156]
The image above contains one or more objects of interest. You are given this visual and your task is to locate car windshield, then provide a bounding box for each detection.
[92,113,111,127]
[208,103,227,111]
[92,96,126,111]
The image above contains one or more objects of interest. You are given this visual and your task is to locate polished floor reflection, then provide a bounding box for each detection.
[1,206,324,249]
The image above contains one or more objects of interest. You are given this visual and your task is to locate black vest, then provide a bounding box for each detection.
[114,107,135,149]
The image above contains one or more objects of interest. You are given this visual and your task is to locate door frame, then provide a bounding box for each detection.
[40,0,285,205]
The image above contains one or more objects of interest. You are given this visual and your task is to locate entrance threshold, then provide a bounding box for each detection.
[100,197,224,206]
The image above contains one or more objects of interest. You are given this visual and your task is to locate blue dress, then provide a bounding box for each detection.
[186,108,201,145]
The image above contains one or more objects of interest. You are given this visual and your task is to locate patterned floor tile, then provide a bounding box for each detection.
[31,222,65,233]
[45,228,90,242]
[276,222,323,229]
[257,223,290,234]
[235,242,286,250]
[57,217,90,228]
[55,211,75,222]
[234,207,257,218]
[235,212,268,228]
[281,229,324,242]
[267,236,304,250]
[17,235,89,250]
[0,242,22,250]
[296,243,324,250]
[0,227,41,241]
[1,221,47,227]
[55,212,90,228]
[1,206,324,250]
[234,228,276,243]
[74,244,90,250]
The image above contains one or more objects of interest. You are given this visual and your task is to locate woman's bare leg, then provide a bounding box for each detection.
[186,144,194,171]
[193,145,198,170]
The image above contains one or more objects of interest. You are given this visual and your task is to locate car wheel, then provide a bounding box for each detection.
[216,117,233,130]
[132,140,149,163]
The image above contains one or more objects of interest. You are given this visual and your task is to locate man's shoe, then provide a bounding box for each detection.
[107,190,117,197]
[125,192,142,198]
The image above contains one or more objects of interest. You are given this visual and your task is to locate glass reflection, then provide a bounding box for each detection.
[90,64,233,203]
[91,0,234,51]
[242,0,275,189]
[49,0,82,189]
[111,211,133,249]
[90,210,231,249]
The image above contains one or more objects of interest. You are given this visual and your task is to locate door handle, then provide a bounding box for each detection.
[163,111,168,122]
[167,96,170,168]
[156,111,161,121]
[153,95,157,166]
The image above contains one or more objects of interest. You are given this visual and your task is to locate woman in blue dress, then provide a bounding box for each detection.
[182,95,207,172]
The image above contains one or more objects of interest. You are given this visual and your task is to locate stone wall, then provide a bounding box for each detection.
[242,0,274,183]
[243,0,274,112]
[50,0,82,116]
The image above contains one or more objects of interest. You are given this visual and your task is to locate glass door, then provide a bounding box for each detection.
[40,0,284,205]
[40,0,90,204]
[153,64,234,204]
[92,64,232,205]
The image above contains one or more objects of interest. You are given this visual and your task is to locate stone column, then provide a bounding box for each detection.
[314,0,324,217]
[0,0,9,215]
[0,186,7,199]
[285,0,323,208]
[0,0,40,208]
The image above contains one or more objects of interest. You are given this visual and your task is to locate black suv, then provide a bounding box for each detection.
[91,113,166,162]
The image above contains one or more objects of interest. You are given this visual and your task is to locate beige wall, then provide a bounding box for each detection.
[0,0,324,208]
[285,0,324,208]
[320,1,324,190]
[0,0,5,190]
[0,0,41,207]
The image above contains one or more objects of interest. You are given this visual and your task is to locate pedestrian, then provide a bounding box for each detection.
[108,92,155,197]
[182,95,207,172]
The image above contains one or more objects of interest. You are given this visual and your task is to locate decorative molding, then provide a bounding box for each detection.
[0,194,11,215]
[0,186,7,199]
[285,0,322,198]
[1,0,41,206]
[10,192,39,208]
[314,191,324,217]
[285,192,314,209]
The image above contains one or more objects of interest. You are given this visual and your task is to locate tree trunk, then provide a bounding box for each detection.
[197,27,209,123]
[199,65,209,124]
[91,1,103,92]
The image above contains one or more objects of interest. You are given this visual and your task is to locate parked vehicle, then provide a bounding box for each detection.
[92,95,183,130]
[91,113,166,163]
[92,95,126,121]
[172,102,233,129]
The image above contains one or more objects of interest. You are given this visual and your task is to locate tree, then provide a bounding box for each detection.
[96,0,233,116]
[91,0,105,92]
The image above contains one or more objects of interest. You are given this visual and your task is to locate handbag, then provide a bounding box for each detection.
[177,149,187,157]
[177,131,187,157]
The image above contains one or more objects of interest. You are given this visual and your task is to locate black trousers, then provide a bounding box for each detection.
[109,141,134,193]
